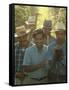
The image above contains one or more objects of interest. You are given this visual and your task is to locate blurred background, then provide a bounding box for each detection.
[15,5,66,37]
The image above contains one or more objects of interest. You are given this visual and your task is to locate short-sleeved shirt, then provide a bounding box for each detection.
[23,45,48,79]
[46,40,66,75]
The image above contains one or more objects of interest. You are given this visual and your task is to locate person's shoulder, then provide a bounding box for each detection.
[48,40,56,49]
[43,44,48,49]
[26,44,36,52]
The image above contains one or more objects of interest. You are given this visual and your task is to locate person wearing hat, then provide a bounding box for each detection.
[25,16,36,46]
[15,25,26,45]
[22,29,49,84]
[42,20,55,47]
[16,25,26,34]
[46,21,66,83]
[15,30,30,85]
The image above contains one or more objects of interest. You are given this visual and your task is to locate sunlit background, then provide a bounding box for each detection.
[15,5,66,37]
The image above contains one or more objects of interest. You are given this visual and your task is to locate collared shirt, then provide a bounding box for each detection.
[15,41,34,72]
[23,44,48,79]
[46,40,66,75]
[44,36,55,49]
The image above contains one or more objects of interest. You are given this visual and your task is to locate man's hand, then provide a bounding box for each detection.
[41,60,48,65]
[38,60,48,68]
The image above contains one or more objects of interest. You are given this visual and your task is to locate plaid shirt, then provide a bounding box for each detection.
[15,42,25,72]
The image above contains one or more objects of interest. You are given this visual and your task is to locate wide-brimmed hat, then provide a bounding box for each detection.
[25,16,36,25]
[16,25,26,33]
[15,31,26,38]
[50,22,66,33]
[15,30,30,38]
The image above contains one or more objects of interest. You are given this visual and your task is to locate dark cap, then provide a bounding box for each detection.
[43,20,52,29]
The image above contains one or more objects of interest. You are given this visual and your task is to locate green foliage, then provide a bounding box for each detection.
[15,5,66,30]
[15,5,31,27]
[48,7,66,29]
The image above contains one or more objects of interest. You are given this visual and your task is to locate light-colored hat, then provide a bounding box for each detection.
[51,22,66,33]
[15,29,31,38]
[55,22,65,31]
[16,25,26,33]
[25,16,36,25]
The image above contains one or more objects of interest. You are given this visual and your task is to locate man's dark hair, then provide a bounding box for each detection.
[32,29,44,38]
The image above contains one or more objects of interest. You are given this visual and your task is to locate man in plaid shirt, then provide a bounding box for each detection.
[15,31,30,85]
[15,43,26,72]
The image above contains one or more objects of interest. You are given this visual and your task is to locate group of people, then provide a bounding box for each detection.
[15,20,66,85]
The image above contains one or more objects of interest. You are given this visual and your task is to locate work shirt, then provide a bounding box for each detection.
[23,44,48,80]
[44,36,55,49]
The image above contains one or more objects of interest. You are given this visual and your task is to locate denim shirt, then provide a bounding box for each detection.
[23,45,48,79]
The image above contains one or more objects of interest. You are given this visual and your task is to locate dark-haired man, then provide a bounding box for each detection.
[15,30,30,85]
[22,29,48,84]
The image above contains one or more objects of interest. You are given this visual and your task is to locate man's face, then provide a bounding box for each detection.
[18,35,28,46]
[43,27,51,35]
[34,33,44,48]
[56,30,65,41]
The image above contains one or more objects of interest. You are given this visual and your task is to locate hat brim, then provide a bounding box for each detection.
[25,21,35,25]
[50,29,65,33]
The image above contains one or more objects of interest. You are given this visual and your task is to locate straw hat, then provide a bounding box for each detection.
[51,22,66,33]
[55,22,65,30]
[25,16,35,25]
[15,30,30,38]
[16,25,26,33]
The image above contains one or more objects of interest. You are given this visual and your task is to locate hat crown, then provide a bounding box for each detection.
[43,20,52,28]
[25,16,36,25]
[55,22,65,30]
[28,16,35,23]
